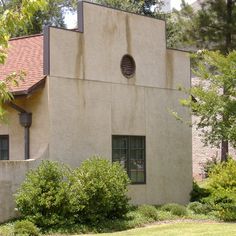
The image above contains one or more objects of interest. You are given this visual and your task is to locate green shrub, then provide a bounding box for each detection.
[15,158,130,227]
[137,205,159,221]
[161,203,187,216]
[0,223,14,236]
[187,202,211,215]
[69,157,130,223]
[201,156,218,178]
[14,220,40,236]
[15,161,72,227]
[208,158,236,190]
[203,158,236,221]
[190,181,210,202]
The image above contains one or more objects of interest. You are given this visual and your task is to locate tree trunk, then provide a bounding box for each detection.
[225,0,233,52]
[220,0,232,162]
[221,140,229,162]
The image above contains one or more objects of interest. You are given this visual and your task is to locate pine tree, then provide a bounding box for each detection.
[177,0,236,53]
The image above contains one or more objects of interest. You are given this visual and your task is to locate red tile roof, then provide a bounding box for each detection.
[0,34,45,95]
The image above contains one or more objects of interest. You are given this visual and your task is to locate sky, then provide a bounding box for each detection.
[171,0,196,10]
[64,0,196,29]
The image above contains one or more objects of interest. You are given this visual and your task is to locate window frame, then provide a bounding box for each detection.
[112,135,146,185]
[0,135,9,160]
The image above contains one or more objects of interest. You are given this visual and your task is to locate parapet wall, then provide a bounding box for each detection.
[0,145,48,222]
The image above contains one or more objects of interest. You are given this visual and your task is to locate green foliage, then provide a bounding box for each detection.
[69,157,130,223]
[201,156,218,178]
[15,160,72,227]
[175,0,236,53]
[165,13,184,48]
[180,50,236,158]
[208,158,236,190]
[160,203,187,216]
[0,0,47,58]
[203,158,236,221]
[16,158,130,227]
[190,181,210,202]
[44,206,157,234]
[137,205,159,221]
[14,220,40,236]
[189,159,236,221]
[95,0,164,16]
[170,2,197,49]
[0,223,14,236]
[187,202,211,215]
[0,0,47,121]
[0,0,78,36]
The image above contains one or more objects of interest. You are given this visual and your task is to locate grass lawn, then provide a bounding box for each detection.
[84,222,236,236]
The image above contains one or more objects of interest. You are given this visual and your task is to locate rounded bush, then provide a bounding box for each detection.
[15,158,131,227]
[14,220,40,236]
[137,205,159,221]
[69,157,130,222]
[187,202,210,214]
[204,158,236,221]
[15,161,72,227]
[161,203,187,216]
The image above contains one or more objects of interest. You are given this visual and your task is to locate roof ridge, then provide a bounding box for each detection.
[9,34,43,41]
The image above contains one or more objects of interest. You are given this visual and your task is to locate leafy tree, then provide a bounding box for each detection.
[175,1,236,161]
[180,50,236,162]
[165,13,184,48]
[171,1,196,49]
[94,0,164,16]
[0,0,77,36]
[0,0,47,120]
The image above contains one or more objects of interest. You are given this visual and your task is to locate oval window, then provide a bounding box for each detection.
[120,54,136,78]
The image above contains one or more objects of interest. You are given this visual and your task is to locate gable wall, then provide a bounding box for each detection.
[47,2,192,205]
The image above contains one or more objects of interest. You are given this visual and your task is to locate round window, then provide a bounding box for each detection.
[120,54,136,78]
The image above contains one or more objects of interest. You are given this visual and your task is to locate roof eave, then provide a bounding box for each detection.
[12,76,46,97]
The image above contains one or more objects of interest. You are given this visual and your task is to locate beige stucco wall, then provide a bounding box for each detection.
[47,2,192,205]
[0,84,49,160]
[0,84,49,222]
[0,147,48,222]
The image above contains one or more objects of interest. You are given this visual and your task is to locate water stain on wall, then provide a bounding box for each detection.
[166,51,174,89]
[76,34,85,80]
[125,15,132,54]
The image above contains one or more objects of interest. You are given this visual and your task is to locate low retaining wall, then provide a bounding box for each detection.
[0,146,48,223]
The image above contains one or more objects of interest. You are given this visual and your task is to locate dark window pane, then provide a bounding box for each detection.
[130,171,137,183]
[2,150,8,160]
[130,149,144,160]
[0,135,9,160]
[137,172,144,183]
[130,136,144,149]
[1,139,8,150]
[130,170,144,183]
[112,135,145,184]
[130,160,144,171]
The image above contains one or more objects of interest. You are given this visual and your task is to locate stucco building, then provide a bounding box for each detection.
[0,1,192,222]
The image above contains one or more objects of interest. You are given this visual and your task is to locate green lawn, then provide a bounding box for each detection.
[84,222,236,236]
